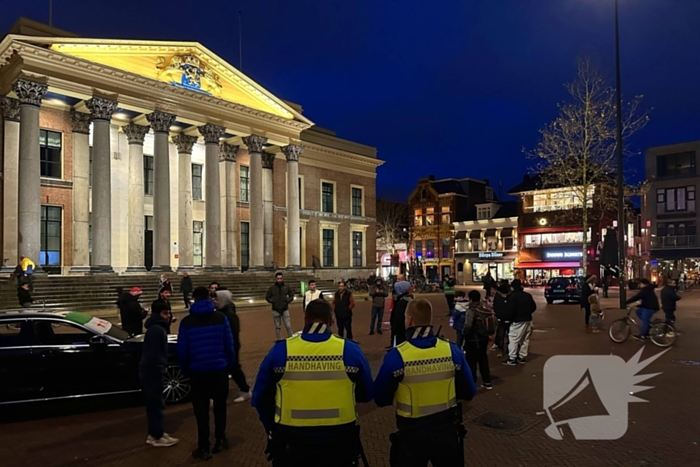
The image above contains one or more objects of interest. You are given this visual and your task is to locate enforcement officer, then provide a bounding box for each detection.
[252,299,374,467]
[374,298,477,467]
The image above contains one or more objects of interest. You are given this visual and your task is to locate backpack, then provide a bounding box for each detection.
[474,306,497,336]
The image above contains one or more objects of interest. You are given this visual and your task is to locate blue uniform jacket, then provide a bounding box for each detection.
[374,326,477,420]
[177,299,236,376]
[252,323,374,433]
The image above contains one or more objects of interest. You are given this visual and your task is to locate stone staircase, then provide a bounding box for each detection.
[0,271,337,312]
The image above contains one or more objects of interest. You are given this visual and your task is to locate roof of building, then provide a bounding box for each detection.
[429,177,489,196]
[493,201,518,219]
[508,174,543,195]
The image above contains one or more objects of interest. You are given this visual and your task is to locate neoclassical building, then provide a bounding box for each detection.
[0,19,381,277]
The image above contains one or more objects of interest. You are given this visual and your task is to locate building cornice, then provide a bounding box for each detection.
[302,141,384,168]
[0,40,311,137]
[453,217,519,230]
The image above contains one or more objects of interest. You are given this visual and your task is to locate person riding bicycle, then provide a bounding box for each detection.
[625,278,660,341]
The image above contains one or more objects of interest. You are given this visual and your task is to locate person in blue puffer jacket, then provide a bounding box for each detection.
[177,286,236,461]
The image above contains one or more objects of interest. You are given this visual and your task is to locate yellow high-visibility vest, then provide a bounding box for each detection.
[275,333,357,427]
[394,338,457,418]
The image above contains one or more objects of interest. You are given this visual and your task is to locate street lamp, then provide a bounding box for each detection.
[613,0,627,307]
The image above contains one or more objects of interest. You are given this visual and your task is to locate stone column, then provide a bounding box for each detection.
[123,124,150,272]
[146,111,176,272]
[69,110,92,273]
[220,143,240,271]
[13,79,48,270]
[262,152,276,269]
[199,123,226,271]
[173,134,198,271]
[86,96,118,272]
[242,134,268,271]
[0,98,20,273]
[283,145,303,270]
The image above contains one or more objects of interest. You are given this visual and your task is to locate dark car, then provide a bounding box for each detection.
[544,277,584,304]
[0,310,190,406]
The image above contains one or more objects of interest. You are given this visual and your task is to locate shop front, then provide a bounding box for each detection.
[456,251,517,285]
[378,250,408,278]
[516,247,584,284]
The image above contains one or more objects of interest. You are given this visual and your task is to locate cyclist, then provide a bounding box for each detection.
[625,278,660,341]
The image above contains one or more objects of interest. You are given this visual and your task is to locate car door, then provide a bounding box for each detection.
[32,318,120,398]
[0,317,44,404]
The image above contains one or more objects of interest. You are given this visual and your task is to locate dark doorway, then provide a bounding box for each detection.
[145,216,153,271]
[426,266,438,281]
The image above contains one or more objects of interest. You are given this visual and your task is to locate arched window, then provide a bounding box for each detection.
[668,224,675,236]
[679,224,686,236]
[457,262,464,272]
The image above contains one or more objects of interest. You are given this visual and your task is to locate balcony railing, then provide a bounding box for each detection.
[651,235,698,249]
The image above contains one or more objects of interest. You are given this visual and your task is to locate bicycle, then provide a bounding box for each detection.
[608,306,677,348]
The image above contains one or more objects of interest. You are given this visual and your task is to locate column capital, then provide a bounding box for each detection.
[0,97,20,121]
[122,123,150,145]
[198,123,226,144]
[12,79,48,107]
[242,134,268,153]
[219,143,239,162]
[172,134,198,154]
[70,110,91,134]
[282,144,303,162]
[261,152,276,170]
[146,111,176,133]
[86,97,118,121]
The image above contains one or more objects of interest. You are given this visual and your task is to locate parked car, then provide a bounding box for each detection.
[544,276,584,304]
[0,310,189,406]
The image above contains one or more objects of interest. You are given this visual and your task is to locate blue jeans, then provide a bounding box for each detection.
[636,308,655,337]
[140,371,165,439]
[370,306,384,332]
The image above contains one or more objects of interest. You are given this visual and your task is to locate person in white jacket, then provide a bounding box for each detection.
[302,280,324,310]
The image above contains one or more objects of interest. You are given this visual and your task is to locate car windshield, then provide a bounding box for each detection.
[549,278,575,286]
[62,312,131,341]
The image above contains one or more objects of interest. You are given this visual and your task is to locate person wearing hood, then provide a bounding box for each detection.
[625,278,660,341]
[369,277,388,335]
[178,286,236,460]
[390,280,412,347]
[140,307,179,448]
[213,289,251,403]
[265,272,295,340]
[120,287,148,336]
[151,284,176,333]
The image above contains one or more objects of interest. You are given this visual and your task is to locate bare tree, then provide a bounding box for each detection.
[376,200,409,254]
[527,57,649,271]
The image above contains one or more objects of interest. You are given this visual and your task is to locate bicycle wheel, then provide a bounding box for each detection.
[609,319,631,343]
[649,322,676,348]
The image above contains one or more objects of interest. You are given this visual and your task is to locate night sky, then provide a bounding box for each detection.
[3,1,700,203]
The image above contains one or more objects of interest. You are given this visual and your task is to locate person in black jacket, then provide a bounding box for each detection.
[332,282,356,339]
[140,308,179,448]
[389,280,412,347]
[120,287,147,336]
[626,278,660,340]
[493,283,511,358]
[151,286,177,333]
[660,279,681,324]
[504,279,536,366]
[580,275,597,332]
[462,290,493,390]
[213,289,251,403]
[181,272,193,309]
[18,282,35,308]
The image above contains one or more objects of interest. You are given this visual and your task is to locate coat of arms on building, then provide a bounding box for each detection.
[155,54,222,97]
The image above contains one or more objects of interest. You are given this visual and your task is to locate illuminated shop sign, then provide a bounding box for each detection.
[478,252,504,259]
[543,249,583,260]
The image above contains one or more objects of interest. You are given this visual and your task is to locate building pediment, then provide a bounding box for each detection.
[9,36,307,122]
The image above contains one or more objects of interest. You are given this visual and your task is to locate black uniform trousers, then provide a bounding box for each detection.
[391,424,462,467]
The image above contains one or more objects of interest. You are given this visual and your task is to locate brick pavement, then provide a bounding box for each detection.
[1,289,699,466]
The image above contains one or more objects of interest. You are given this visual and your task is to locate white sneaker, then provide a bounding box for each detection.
[150,436,178,447]
[146,433,176,445]
[234,391,252,403]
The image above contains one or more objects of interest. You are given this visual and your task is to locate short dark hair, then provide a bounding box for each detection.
[305,299,332,324]
[209,282,219,288]
[338,281,346,287]
[193,286,210,301]
[468,290,481,302]
[275,272,283,278]
[455,290,466,298]
[308,280,316,285]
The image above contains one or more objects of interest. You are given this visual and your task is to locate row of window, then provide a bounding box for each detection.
[459,237,515,252]
[414,238,452,259]
[414,207,451,226]
[657,221,697,237]
[524,231,589,247]
[657,152,696,178]
[656,186,696,214]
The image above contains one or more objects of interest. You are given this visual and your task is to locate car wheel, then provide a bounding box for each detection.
[163,365,191,404]
[546,298,553,304]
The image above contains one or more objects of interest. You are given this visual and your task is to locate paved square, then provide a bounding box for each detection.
[1,288,698,466]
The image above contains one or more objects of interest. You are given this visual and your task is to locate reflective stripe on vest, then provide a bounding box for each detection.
[274,334,357,427]
[394,338,457,418]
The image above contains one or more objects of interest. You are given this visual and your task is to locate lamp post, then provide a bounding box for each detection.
[614,0,627,307]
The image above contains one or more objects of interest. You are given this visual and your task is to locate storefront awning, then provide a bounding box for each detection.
[469,230,482,239]
[455,231,467,240]
[501,227,514,237]
[484,229,497,237]
[518,262,580,269]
